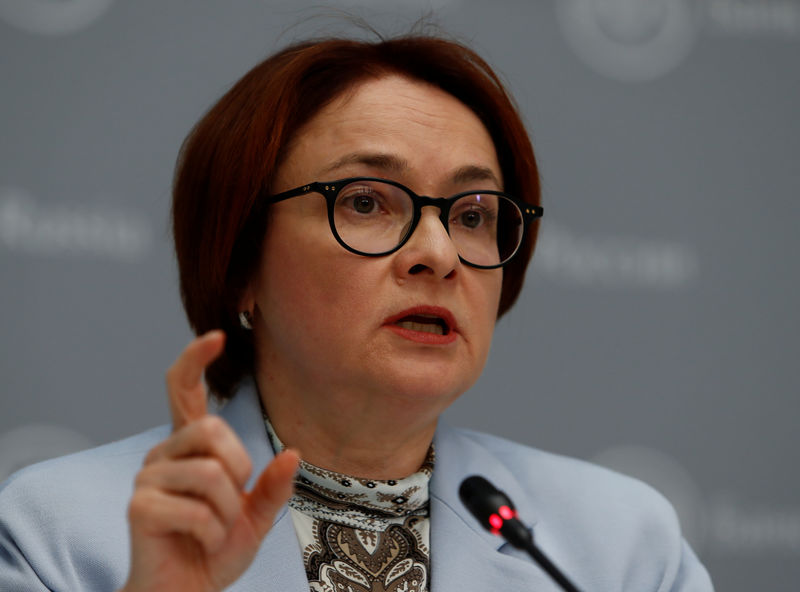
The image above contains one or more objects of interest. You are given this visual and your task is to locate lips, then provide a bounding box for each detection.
[394,315,448,335]
[383,306,458,345]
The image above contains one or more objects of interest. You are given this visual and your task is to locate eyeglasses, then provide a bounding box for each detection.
[267,177,543,269]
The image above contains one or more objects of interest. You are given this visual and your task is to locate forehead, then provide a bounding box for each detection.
[278,75,502,188]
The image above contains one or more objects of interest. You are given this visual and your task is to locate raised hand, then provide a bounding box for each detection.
[120,331,299,592]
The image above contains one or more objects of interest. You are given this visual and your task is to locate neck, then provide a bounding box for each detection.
[255,373,441,480]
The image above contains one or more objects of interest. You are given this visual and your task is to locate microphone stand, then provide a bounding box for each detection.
[519,537,581,592]
[460,475,583,592]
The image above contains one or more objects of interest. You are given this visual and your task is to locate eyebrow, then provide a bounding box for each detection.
[321,152,409,176]
[320,152,502,189]
[450,164,502,188]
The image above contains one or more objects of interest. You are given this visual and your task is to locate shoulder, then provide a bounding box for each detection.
[0,425,169,591]
[446,424,657,488]
[437,425,714,591]
[453,426,667,509]
[0,424,169,508]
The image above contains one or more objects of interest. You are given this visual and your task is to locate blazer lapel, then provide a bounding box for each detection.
[430,497,559,591]
[430,422,561,591]
[234,509,309,591]
[218,382,309,591]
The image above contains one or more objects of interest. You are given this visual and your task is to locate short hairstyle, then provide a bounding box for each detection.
[172,35,541,400]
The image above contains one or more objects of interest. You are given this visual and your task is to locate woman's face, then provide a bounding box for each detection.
[247,75,504,418]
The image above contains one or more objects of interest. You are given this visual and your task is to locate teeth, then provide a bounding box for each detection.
[396,321,444,335]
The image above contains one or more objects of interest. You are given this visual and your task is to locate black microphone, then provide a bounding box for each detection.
[459,475,583,592]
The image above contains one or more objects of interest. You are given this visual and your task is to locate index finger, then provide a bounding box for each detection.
[165,330,226,431]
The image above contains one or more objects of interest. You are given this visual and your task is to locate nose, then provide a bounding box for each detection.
[392,206,460,281]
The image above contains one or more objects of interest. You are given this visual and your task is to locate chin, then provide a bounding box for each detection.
[376,367,475,405]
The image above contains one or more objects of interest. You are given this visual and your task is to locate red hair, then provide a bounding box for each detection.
[172,35,541,399]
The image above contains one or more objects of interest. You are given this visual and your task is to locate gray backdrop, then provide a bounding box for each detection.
[1,1,798,589]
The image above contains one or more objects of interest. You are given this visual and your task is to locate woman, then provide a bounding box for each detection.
[0,35,713,591]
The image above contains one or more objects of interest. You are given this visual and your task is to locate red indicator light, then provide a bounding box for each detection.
[488,513,503,529]
[498,505,514,520]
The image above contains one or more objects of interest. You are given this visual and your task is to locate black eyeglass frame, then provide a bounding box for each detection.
[267,176,543,269]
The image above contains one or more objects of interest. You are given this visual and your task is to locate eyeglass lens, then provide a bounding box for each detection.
[332,179,523,267]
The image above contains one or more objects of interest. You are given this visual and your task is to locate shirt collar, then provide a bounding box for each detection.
[262,412,434,527]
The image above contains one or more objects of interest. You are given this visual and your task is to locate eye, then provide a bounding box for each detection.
[334,180,412,223]
[351,194,376,214]
[451,194,499,231]
[338,183,385,215]
[459,208,484,229]
[452,203,494,230]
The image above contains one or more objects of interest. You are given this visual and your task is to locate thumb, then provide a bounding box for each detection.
[244,449,300,539]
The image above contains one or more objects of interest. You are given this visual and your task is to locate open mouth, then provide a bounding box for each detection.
[393,314,450,336]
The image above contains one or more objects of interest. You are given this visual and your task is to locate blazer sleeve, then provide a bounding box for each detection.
[0,514,51,591]
[0,469,71,591]
[0,433,160,592]
[665,539,714,592]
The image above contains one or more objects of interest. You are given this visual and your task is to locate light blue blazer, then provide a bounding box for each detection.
[0,383,713,591]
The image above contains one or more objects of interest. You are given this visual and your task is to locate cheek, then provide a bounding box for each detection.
[472,272,503,360]
[257,225,378,339]
[477,272,503,331]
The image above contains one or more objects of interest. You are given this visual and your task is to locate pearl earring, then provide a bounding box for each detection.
[238,310,253,330]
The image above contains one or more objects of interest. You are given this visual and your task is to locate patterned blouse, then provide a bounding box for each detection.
[264,419,433,592]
